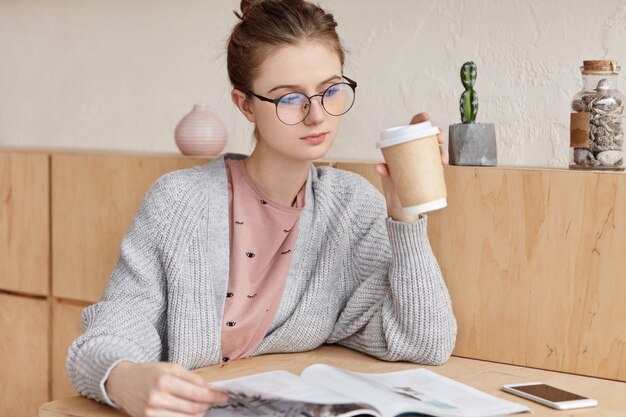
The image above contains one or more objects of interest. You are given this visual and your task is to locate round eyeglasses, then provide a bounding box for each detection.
[246,76,357,125]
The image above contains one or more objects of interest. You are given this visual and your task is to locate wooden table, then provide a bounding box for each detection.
[39,346,626,417]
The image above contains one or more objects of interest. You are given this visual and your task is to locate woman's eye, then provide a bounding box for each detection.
[325,85,342,96]
[280,93,306,105]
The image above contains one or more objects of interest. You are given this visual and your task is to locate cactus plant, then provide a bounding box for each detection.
[460,61,478,124]
[449,61,496,166]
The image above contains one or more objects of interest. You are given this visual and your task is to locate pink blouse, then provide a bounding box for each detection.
[220,159,305,362]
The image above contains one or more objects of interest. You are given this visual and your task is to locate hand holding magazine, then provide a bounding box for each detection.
[206,364,531,417]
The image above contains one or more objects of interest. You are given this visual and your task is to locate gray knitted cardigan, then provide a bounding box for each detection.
[67,154,457,406]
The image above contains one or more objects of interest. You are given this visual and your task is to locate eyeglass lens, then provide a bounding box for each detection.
[276,83,355,125]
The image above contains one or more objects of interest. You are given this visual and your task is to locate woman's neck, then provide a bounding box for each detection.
[243,146,311,207]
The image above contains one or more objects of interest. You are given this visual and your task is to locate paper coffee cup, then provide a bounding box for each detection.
[376,121,447,215]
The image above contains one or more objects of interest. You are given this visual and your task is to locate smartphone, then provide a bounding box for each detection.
[502,382,598,410]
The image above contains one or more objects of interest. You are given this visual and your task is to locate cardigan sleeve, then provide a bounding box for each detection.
[66,178,170,406]
[326,182,457,365]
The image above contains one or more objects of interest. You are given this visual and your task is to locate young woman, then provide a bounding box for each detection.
[67,1,457,416]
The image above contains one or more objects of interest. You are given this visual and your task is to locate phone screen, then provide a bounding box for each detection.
[514,384,587,402]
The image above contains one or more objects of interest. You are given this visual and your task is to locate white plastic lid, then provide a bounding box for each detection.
[377,121,440,149]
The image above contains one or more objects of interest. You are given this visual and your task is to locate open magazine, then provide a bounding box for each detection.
[206,364,531,417]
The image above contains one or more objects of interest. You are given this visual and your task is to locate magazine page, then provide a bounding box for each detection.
[301,364,531,417]
[205,370,381,417]
[300,364,418,417]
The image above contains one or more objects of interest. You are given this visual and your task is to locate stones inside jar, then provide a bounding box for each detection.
[571,78,624,168]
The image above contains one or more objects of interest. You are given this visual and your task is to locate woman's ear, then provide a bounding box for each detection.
[231,89,256,123]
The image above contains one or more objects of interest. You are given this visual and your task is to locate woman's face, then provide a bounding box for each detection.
[247,40,345,162]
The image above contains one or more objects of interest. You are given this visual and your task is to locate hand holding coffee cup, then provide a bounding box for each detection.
[410,113,448,166]
[376,113,448,222]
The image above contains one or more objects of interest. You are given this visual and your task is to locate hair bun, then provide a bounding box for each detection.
[235,0,265,20]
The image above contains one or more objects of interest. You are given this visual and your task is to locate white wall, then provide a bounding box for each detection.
[1,0,625,167]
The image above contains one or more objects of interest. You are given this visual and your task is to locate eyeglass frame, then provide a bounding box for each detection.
[244,76,358,125]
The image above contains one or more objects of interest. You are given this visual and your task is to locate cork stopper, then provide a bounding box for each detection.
[582,60,620,74]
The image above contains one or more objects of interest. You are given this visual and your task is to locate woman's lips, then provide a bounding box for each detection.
[300,132,328,145]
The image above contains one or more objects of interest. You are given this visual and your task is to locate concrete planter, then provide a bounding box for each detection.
[448,123,497,166]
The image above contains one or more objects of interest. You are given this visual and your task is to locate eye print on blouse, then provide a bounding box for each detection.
[260,199,268,205]
[283,229,291,233]
[247,293,257,299]
[235,221,244,226]
[226,321,237,327]
[226,292,234,298]
[246,252,255,258]
[281,249,292,255]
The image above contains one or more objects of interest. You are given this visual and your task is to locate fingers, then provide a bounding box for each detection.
[410,112,431,125]
[375,163,394,198]
[437,131,446,145]
[148,391,216,415]
[375,163,389,177]
[168,364,207,387]
[375,163,400,210]
[144,366,228,416]
[440,146,449,166]
[437,132,449,166]
[410,113,448,166]
[146,391,209,415]
[159,375,228,405]
[375,163,393,198]
[142,409,206,417]
[167,364,228,399]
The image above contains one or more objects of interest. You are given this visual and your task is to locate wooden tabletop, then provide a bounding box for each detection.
[39,346,626,417]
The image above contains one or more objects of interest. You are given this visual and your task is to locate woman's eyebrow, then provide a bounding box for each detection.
[266,75,342,94]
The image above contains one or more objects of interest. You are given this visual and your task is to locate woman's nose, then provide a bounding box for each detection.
[304,96,325,125]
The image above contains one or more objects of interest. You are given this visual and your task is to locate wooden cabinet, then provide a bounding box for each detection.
[51,300,89,400]
[0,292,49,417]
[0,150,207,417]
[0,151,49,295]
[427,166,626,381]
[51,153,208,302]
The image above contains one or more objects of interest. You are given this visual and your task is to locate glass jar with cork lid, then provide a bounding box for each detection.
[570,60,624,171]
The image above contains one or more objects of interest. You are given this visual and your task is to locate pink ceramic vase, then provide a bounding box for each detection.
[174,104,227,157]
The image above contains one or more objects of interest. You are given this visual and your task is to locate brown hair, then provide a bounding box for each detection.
[227,0,346,93]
